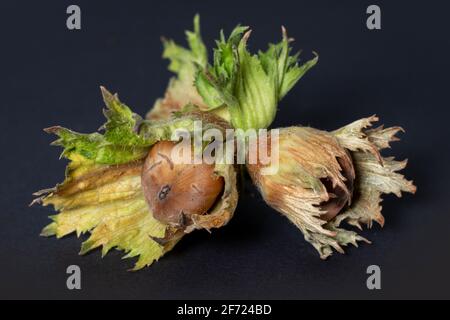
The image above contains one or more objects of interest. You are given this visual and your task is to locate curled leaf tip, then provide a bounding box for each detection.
[43,126,62,134]
[281,26,294,42]
[29,198,41,207]
[242,29,252,42]
[100,85,114,102]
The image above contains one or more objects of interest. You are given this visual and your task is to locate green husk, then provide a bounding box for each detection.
[148,15,318,130]
[33,87,238,270]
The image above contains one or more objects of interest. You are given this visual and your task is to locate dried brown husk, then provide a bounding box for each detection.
[247,116,416,258]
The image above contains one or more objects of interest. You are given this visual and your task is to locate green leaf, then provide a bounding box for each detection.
[162,14,207,79]
[46,87,154,165]
[45,126,149,165]
[101,86,147,146]
[147,15,212,120]
[186,14,208,67]
[195,26,318,130]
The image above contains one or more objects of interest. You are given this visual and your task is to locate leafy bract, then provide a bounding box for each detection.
[147,14,210,120]
[47,87,154,166]
[247,116,415,259]
[35,93,239,269]
[297,117,416,258]
[37,160,175,270]
[195,26,318,130]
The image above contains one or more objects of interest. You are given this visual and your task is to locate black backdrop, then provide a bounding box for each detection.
[1,0,449,299]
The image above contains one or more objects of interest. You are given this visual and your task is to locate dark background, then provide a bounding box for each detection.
[1,0,449,299]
